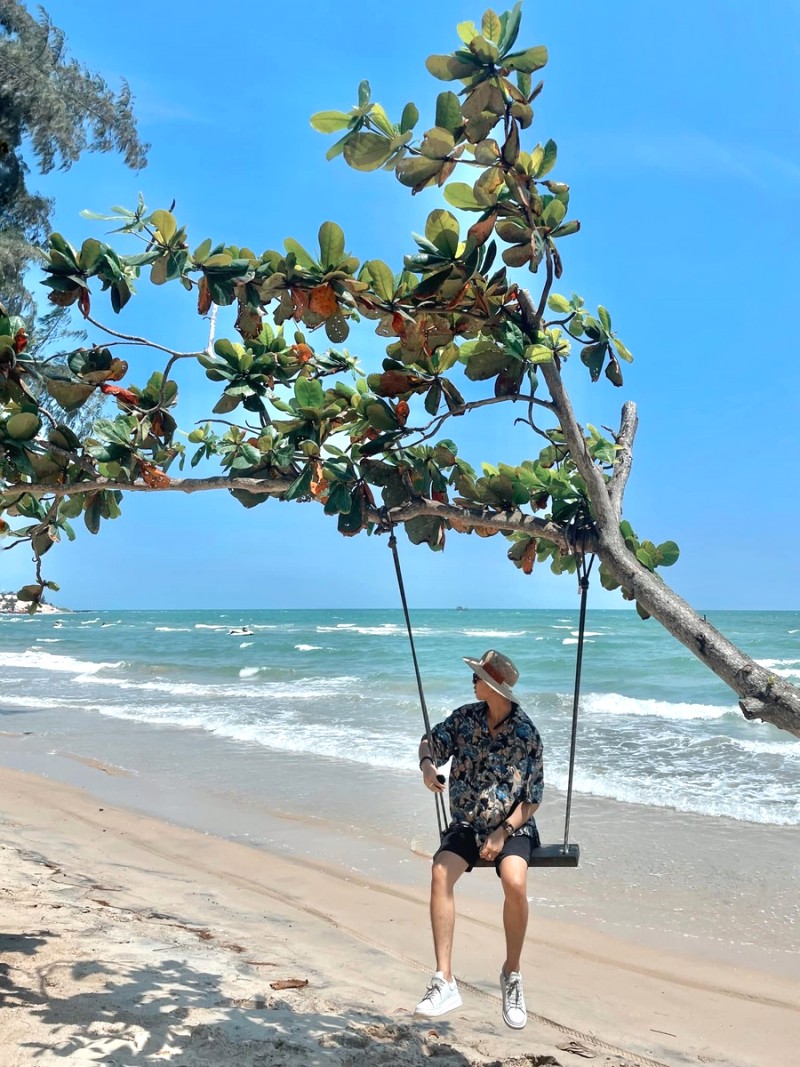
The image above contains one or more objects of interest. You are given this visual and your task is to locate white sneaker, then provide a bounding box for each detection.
[500,968,527,1029]
[414,971,462,1017]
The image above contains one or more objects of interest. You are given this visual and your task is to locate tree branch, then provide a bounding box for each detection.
[405,391,553,447]
[518,287,617,530]
[85,315,204,360]
[608,401,638,520]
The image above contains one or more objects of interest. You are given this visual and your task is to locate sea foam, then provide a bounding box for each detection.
[581,692,732,722]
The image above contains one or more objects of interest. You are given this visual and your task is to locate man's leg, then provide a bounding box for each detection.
[430,849,468,980]
[498,854,528,973]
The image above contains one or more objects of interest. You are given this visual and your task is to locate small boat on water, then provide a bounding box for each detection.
[228,627,254,636]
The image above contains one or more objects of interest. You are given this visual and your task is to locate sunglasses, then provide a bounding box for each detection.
[472,673,479,684]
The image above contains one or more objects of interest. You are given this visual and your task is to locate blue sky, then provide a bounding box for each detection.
[6,0,799,611]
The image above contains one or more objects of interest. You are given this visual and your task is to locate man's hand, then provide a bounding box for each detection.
[479,828,507,862]
[421,761,445,794]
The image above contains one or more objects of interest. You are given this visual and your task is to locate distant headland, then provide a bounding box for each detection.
[0,592,64,615]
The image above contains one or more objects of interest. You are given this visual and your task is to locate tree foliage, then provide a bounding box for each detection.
[0,0,148,315]
[1,4,799,737]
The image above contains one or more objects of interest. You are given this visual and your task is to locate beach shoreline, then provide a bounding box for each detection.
[0,766,797,1067]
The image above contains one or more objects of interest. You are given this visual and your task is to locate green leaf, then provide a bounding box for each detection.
[363,259,395,302]
[400,101,419,133]
[468,35,499,63]
[551,220,580,238]
[441,378,465,412]
[435,91,462,133]
[84,494,102,535]
[580,342,607,382]
[324,481,353,516]
[534,138,558,178]
[231,488,267,509]
[547,293,571,314]
[542,199,566,229]
[464,347,508,380]
[456,20,479,44]
[79,238,105,273]
[358,80,371,108]
[365,400,400,432]
[5,412,41,440]
[425,53,478,81]
[342,131,393,171]
[433,344,460,373]
[395,155,443,190]
[318,221,345,268]
[295,378,325,408]
[605,360,623,387]
[405,515,445,550]
[503,45,548,73]
[369,103,395,137]
[482,9,502,44]
[284,238,317,270]
[424,381,442,415]
[657,541,680,566]
[150,209,177,243]
[497,2,522,54]
[501,244,532,268]
[419,126,455,158]
[338,488,366,537]
[284,465,313,502]
[425,209,460,258]
[524,345,553,365]
[44,379,96,412]
[598,305,612,332]
[613,337,634,363]
[443,182,482,211]
[16,584,43,602]
[636,546,656,571]
[310,110,351,133]
[193,237,212,262]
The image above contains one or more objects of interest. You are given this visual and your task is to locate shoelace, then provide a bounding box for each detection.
[505,974,523,1008]
[421,977,446,1005]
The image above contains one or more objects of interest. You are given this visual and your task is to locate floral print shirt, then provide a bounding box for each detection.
[428,700,544,844]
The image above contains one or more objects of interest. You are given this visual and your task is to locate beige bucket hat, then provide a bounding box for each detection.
[463,649,519,700]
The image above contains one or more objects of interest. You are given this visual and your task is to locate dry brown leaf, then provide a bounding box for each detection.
[269,978,309,991]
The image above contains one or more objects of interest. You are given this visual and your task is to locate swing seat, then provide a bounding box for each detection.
[473,842,580,869]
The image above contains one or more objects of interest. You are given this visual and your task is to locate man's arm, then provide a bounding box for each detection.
[478,801,540,861]
[418,737,434,767]
[501,800,540,834]
[418,737,447,794]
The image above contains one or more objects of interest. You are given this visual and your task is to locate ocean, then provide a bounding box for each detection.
[1,607,798,827]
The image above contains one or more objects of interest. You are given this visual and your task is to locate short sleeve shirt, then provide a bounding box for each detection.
[426,701,544,843]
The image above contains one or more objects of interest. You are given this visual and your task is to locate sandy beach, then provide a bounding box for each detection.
[0,765,797,1067]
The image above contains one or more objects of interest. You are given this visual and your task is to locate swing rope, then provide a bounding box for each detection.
[387,525,448,838]
[563,551,594,851]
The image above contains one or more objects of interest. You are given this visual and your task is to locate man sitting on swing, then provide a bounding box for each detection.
[415,649,544,1030]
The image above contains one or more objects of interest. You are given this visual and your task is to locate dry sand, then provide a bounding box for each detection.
[0,768,796,1066]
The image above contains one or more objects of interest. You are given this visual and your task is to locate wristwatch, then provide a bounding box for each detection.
[501,820,515,838]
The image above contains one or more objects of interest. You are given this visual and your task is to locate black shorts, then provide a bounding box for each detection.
[434,825,541,878]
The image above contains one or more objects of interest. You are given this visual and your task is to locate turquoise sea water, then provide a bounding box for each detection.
[2,607,798,827]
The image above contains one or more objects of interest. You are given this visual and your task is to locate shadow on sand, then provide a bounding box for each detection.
[2,948,541,1066]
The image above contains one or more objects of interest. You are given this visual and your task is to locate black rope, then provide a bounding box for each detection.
[386,523,447,837]
[562,551,594,851]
